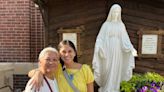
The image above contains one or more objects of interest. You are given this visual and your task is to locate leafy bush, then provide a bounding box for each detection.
[120,72,164,92]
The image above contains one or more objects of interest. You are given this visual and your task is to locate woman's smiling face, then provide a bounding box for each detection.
[59,44,76,64]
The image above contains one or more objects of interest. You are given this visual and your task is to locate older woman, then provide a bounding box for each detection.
[24,47,59,92]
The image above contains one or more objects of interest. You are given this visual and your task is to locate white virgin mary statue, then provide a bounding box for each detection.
[92,4,137,92]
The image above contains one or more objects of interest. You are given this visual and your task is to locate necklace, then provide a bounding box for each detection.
[63,64,82,81]
[68,74,74,81]
[66,69,80,81]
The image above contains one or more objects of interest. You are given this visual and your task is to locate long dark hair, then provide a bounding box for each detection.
[58,40,78,67]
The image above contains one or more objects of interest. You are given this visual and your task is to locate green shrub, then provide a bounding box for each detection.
[120,72,164,92]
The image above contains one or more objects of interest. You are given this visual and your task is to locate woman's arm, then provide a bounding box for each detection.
[28,69,43,91]
[87,82,94,92]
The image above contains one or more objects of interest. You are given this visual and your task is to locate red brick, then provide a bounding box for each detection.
[0,0,44,62]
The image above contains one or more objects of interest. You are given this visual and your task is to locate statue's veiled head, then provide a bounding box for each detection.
[106,4,122,22]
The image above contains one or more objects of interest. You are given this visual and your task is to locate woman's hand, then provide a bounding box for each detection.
[28,69,38,77]
[28,69,43,91]
[131,48,137,57]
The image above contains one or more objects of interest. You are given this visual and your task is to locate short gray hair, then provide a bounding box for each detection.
[38,47,59,61]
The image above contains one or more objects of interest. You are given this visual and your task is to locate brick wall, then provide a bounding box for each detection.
[0,0,44,91]
[0,0,44,62]
[0,0,31,62]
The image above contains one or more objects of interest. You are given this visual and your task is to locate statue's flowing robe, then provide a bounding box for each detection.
[92,22,135,92]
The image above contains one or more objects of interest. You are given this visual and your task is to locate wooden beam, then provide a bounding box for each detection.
[31,0,48,30]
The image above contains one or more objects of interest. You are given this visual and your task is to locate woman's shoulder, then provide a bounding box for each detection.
[82,64,90,67]
[81,64,94,83]
[81,64,92,71]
